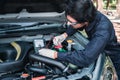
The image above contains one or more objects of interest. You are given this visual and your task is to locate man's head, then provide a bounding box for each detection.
[66,15,88,29]
[65,0,97,23]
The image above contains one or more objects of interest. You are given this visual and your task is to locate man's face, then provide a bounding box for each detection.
[66,15,88,29]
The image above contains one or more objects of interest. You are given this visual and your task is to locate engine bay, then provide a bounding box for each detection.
[0,31,93,80]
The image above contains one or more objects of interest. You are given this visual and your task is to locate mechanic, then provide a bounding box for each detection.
[39,0,120,79]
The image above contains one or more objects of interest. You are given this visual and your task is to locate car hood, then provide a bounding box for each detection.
[0,0,66,23]
[0,0,65,13]
[0,0,66,38]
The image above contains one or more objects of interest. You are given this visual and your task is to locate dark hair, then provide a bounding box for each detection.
[65,0,97,23]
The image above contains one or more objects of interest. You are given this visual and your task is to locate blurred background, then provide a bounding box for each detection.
[92,0,120,43]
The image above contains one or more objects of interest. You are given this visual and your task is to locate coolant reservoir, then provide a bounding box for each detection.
[67,39,78,69]
[67,39,73,51]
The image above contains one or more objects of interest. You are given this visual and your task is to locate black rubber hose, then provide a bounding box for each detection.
[29,53,66,71]
[27,66,48,75]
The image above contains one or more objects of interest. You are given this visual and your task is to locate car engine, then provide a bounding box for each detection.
[0,30,91,80]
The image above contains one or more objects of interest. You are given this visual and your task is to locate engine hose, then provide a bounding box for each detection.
[27,66,48,75]
[0,59,3,62]
[29,54,66,71]
[10,42,21,61]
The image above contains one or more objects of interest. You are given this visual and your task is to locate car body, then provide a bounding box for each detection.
[0,0,118,80]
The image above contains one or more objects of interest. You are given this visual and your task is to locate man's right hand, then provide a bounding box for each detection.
[53,33,68,46]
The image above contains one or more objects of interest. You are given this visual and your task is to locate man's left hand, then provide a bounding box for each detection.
[38,48,57,59]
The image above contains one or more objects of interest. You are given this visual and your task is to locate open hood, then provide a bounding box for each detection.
[0,0,66,23]
[0,0,67,38]
[0,0,65,14]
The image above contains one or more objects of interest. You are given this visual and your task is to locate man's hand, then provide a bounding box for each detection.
[38,48,57,59]
[53,33,68,46]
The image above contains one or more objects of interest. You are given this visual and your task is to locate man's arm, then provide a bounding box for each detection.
[57,24,111,67]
